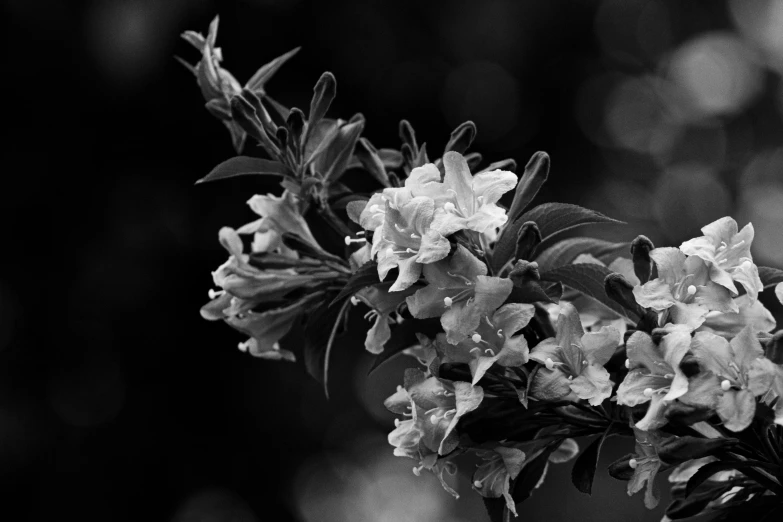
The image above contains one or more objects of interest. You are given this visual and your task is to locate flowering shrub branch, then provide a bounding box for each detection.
[182,17,783,521]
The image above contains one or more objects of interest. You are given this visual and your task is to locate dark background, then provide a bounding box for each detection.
[4,0,783,520]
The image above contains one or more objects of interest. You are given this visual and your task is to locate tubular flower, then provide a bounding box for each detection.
[690,326,776,431]
[529,303,621,406]
[354,283,417,354]
[372,195,451,292]
[406,245,513,344]
[472,445,527,516]
[616,330,691,431]
[679,216,763,302]
[626,428,664,509]
[429,152,518,235]
[632,247,737,330]
[439,303,536,384]
[385,369,484,497]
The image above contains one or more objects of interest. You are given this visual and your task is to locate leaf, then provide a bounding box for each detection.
[354,138,390,187]
[303,295,343,384]
[478,158,517,174]
[306,72,337,142]
[286,108,305,151]
[322,299,351,398]
[510,443,558,504]
[540,264,634,320]
[534,238,631,272]
[444,121,477,155]
[330,261,380,306]
[399,119,418,151]
[685,461,761,497]
[321,119,366,184]
[246,47,301,92]
[657,436,738,465]
[758,266,783,288]
[507,151,550,223]
[571,428,612,494]
[196,156,291,184]
[493,203,625,273]
[378,148,404,169]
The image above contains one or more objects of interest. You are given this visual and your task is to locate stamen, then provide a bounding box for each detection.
[625,359,630,369]
[721,379,731,391]
[444,297,453,307]
[664,373,674,380]
[687,285,697,295]
[470,347,481,354]
[410,233,420,239]
[430,414,439,425]
[394,312,405,324]
[394,418,401,427]
[472,333,482,343]
[729,240,745,249]
[643,388,654,397]
[484,348,495,356]
[476,195,484,203]
[484,316,495,328]
[545,358,555,370]
[356,230,365,236]
[444,202,456,213]
[350,296,360,306]
[237,340,250,352]
[394,223,405,232]
[497,329,503,337]
[406,248,418,254]
[473,480,483,488]
[568,375,573,380]
[629,458,638,469]
[344,235,367,245]
[447,271,473,285]
[208,288,225,299]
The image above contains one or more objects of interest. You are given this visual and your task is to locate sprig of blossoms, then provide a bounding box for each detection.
[184,21,783,521]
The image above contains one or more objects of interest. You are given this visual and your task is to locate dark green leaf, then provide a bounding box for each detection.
[607,453,636,481]
[534,237,630,272]
[507,151,549,223]
[540,264,634,319]
[196,156,291,184]
[494,203,623,273]
[286,108,305,150]
[444,121,476,155]
[666,483,731,519]
[685,461,760,497]
[510,443,559,504]
[230,96,280,156]
[758,266,783,288]
[246,47,301,92]
[571,428,612,494]
[354,138,390,187]
[306,72,337,141]
[482,497,512,522]
[378,148,404,169]
[330,261,380,306]
[323,299,352,397]
[657,436,738,465]
[320,119,366,184]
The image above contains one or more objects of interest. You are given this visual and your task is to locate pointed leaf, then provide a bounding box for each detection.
[354,138,390,187]
[322,119,365,184]
[246,47,301,92]
[534,238,630,272]
[494,203,623,273]
[540,264,635,320]
[571,428,612,494]
[685,461,761,498]
[307,72,337,139]
[399,119,418,151]
[758,266,783,289]
[507,151,549,223]
[196,156,291,184]
[330,261,380,306]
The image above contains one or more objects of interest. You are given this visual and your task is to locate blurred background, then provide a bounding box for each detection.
[3,0,783,520]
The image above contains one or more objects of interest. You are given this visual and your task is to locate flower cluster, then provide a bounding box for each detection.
[184,20,783,521]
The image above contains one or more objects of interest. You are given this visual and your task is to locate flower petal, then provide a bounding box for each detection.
[580,326,621,366]
[717,388,755,432]
[471,170,517,205]
[570,363,613,406]
[617,369,670,407]
[442,151,475,215]
[365,314,392,354]
[390,255,423,292]
[634,394,668,431]
[650,247,687,286]
[633,278,677,311]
